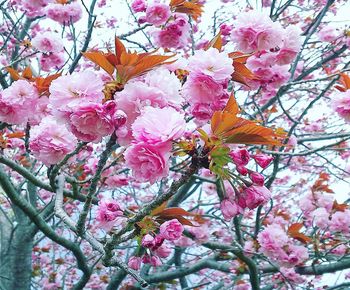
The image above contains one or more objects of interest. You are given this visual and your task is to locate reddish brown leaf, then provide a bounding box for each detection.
[211,95,285,146]
[35,73,62,95]
[288,223,312,244]
[205,32,222,51]
[332,200,348,212]
[7,132,25,138]
[6,67,21,81]
[114,36,127,63]
[151,202,167,216]
[170,0,203,21]
[156,207,195,217]
[83,51,115,75]
[22,66,33,79]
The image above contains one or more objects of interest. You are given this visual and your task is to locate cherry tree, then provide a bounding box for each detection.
[0,0,350,289]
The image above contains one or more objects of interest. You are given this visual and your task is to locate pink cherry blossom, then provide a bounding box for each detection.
[244,185,271,209]
[69,102,125,143]
[253,154,274,168]
[187,48,234,81]
[142,254,162,266]
[128,256,142,270]
[258,224,309,267]
[329,210,350,233]
[96,199,124,231]
[142,234,156,248]
[220,199,240,220]
[311,208,330,229]
[39,52,65,72]
[145,2,171,26]
[231,10,284,52]
[331,91,350,122]
[144,68,183,107]
[159,219,184,241]
[15,0,52,18]
[131,0,147,12]
[46,2,82,24]
[230,148,250,166]
[182,73,225,104]
[30,117,78,166]
[276,26,302,65]
[124,142,171,184]
[31,31,64,53]
[318,26,338,43]
[151,15,190,49]
[132,106,185,144]
[49,71,104,117]
[0,80,39,125]
[249,172,265,186]
[258,224,289,253]
[154,243,172,258]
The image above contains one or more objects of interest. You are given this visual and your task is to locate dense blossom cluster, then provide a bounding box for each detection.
[0,0,350,289]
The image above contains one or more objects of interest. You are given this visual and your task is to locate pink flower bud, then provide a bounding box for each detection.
[236,165,248,176]
[249,172,265,186]
[154,244,172,258]
[244,185,271,209]
[131,0,147,12]
[159,219,184,241]
[141,234,155,248]
[142,254,162,267]
[151,235,165,250]
[230,148,250,166]
[128,256,141,270]
[220,199,240,220]
[253,154,273,169]
[113,110,127,128]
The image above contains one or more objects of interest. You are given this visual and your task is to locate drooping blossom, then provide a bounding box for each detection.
[69,101,126,143]
[0,80,38,125]
[131,0,147,12]
[257,224,309,267]
[151,15,191,49]
[49,71,104,118]
[182,72,225,104]
[142,254,162,267]
[230,148,250,166]
[231,10,284,53]
[124,142,171,184]
[46,1,82,24]
[154,243,172,258]
[145,2,171,26]
[39,52,65,72]
[276,26,302,65]
[187,48,234,81]
[132,106,185,144]
[96,199,124,231]
[249,172,265,186]
[128,256,142,270]
[159,219,184,241]
[253,154,274,168]
[31,31,64,53]
[30,117,77,166]
[318,26,338,43]
[244,185,271,209]
[331,91,350,122]
[220,199,241,220]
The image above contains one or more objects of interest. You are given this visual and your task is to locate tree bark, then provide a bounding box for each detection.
[0,184,36,290]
